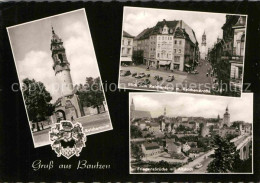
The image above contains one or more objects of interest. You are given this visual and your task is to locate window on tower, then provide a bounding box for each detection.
[58,54,63,63]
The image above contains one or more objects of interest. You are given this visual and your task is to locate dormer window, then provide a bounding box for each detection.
[162,25,168,35]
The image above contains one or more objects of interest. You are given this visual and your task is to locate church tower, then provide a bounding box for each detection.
[51,27,73,96]
[164,106,166,116]
[223,106,230,127]
[200,31,207,60]
[130,98,135,119]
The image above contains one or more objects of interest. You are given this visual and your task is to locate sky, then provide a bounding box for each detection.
[130,93,253,123]
[123,7,233,50]
[8,9,100,102]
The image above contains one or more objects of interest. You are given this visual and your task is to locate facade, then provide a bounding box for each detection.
[182,142,191,152]
[208,15,246,92]
[134,19,199,71]
[121,31,134,65]
[200,31,207,60]
[50,27,84,121]
[230,16,246,89]
[148,123,160,133]
[166,139,182,154]
[141,142,161,157]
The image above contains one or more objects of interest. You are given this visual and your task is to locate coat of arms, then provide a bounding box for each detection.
[49,120,87,159]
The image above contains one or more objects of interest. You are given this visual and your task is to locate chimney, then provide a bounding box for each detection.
[180,20,182,28]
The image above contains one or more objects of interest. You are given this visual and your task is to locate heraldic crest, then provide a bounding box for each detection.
[49,120,87,159]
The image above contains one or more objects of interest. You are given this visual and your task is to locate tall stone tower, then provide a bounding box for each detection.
[164,106,166,116]
[130,98,135,119]
[201,31,207,60]
[223,106,230,127]
[50,27,84,121]
[51,27,73,96]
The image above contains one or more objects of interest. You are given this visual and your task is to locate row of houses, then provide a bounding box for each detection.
[121,19,200,72]
[141,138,204,158]
[208,15,246,91]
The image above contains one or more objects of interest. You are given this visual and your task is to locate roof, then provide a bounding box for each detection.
[149,123,160,127]
[143,142,160,150]
[166,138,175,144]
[233,16,246,28]
[222,15,240,30]
[187,142,197,146]
[173,142,181,146]
[151,20,179,35]
[137,27,154,40]
[123,30,134,38]
[182,117,189,122]
[133,110,152,119]
[189,147,204,153]
[134,19,198,45]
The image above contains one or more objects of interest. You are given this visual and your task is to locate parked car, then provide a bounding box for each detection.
[166,75,175,82]
[194,163,203,169]
[121,63,128,67]
[135,72,146,78]
[154,75,163,81]
[146,74,150,77]
[120,70,131,76]
[137,79,151,86]
[132,72,137,77]
[190,70,199,74]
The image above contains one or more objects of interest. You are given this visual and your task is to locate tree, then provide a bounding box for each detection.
[131,143,144,161]
[207,135,240,173]
[78,77,105,114]
[130,125,142,138]
[132,50,144,65]
[22,78,54,131]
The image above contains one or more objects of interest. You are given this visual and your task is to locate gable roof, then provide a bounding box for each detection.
[143,142,160,150]
[151,20,179,35]
[133,110,152,119]
[123,30,134,38]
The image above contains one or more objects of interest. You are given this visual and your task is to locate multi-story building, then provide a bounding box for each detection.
[121,31,134,65]
[134,19,199,71]
[230,16,246,89]
[141,142,161,157]
[209,15,246,92]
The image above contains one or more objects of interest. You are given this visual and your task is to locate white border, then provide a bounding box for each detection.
[129,92,253,174]
[118,6,248,98]
[7,8,113,148]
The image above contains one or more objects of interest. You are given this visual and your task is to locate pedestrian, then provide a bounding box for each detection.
[71,116,74,122]
[206,73,208,77]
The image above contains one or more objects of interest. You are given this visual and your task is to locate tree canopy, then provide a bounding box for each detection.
[22,78,54,131]
[207,135,240,173]
[77,76,105,114]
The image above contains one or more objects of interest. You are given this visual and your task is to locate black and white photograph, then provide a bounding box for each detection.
[129,92,253,174]
[119,7,247,97]
[7,9,113,148]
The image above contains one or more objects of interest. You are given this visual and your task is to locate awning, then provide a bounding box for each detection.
[120,57,132,62]
[159,60,171,65]
[185,64,191,68]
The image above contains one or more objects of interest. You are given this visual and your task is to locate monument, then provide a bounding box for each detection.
[50,27,85,122]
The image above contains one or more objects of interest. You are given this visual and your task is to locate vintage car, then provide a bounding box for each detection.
[194,163,203,169]
[154,75,163,81]
[120,70,131,76]
[135,72,146,78]
[137,79,151,86]
[190,70,199,74]
[166,75,175,82]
